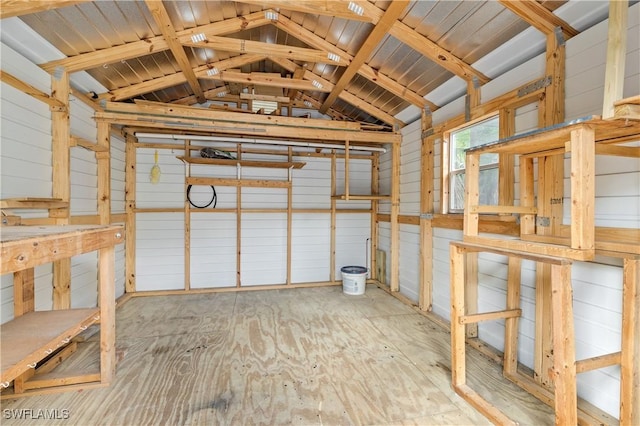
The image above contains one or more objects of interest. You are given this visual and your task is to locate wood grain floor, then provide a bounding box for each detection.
[1,285,553,425]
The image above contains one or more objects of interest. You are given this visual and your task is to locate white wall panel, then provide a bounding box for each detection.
[400,120,422,215]
[136,148,185,208]
[291,213,331,283]
[335,213,371,276]
[292,157,331,209]
[111,136,126,215]
[190,213,237,288]
[241,213,287,286]
[135,213,185,291]
[399,224,420,301]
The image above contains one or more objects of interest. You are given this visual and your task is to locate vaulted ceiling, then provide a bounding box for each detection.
[2,0,579,129]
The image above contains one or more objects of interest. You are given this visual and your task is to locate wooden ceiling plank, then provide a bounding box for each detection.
[183,36,350,66]
[145,0,205,103]
[388,21,490,84]
[234,0,374,22]
[0,0,91,19]
[499,0,579,40]
[203,70,333,93]
[41,11,270,74]
[274,13,433,110]
[319,1,410,114]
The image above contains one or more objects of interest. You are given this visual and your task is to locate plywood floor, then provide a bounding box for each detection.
[1,285,554,425]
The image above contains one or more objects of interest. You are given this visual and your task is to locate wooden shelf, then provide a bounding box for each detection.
[176,156,306,169]
[1,308,100,384]
[331,194,391,201]
[0,198,68,210]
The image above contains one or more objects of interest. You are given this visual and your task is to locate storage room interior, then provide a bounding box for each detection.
[0,1,639,424]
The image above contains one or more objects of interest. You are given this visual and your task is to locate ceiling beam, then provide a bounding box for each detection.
[271,57,400,126]
[273,14,435,110]
[41,11,271,73]
[234,0,373,22]
[388,21,490,84]
[173,88,238,106]
[99,54,265,102]
[0,0,90,19]
[285,65,309,102]
[319,1,409,114]
[145,0,205,103]
[202,70,333,93]
[183,35,350,66]
[499,0,579,40]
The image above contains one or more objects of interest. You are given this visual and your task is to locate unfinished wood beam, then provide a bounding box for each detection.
[145,0,205,103]
[273,15,435,111]
[204,70,332,93]
[42,11,270,74]
[0,71,64,109]
[184,36,349,66]
[235,0,373,22]
[498,0,579,40]
[504,257,522,376]
[0,0,90,19]
[602,0,628,119]
[51,70,71,310]
[621,258,640,425]
[389,141,400,291]
[419,109,434,311]
[319,1,409,113]
[124,133,136,293]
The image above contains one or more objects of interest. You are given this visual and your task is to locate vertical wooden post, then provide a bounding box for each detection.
[498,108,515,207]
[463,152,480,237]
[330,150,337,282]
[184,140,191,291]
[570,126,595,250]
[12,268,36,392]
[96,121,111,226]
[620,258,639,425]
[550,262,577,426]
[124,133,137,293]
[286,146,293,285]
[236,145,242,287]
[51,71,71,310]
[390,140,400,292]
[450,244,466,387]
[99,244,116,384]
[504,256,522,376]
[419,109,434,311]
[344,140,350,200]
[535,29,567,387]
[519,156,536,236]
[602,0,628,119]
[370,153,380,281]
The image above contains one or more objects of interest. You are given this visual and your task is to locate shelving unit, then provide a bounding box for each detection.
[451,113,640,424]
[1,225,124,398]
[176,155,306,169]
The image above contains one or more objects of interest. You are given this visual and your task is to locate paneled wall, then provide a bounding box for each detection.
[378,5,639,418]
[0,42,127,322]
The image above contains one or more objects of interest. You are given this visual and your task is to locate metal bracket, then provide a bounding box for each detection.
[465,94,471,122]
[472,76,481,89]
[554,26,566,47]
[536,216,550,227]
[421,128,434,139]
[518,76,552,97]
[420,213,434,220]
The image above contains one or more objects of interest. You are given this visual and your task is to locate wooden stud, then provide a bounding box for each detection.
[390,141,400,292]
[97,122,111,227]
[99,244,116,384]
[330,150,337,283]
[519,156,536,236]
[450,244,466,387]
[463,152,480,237]
[370,153,380,282]
[504,256,522,376]
[570,126,595,250]
[51,70,71,311]
[420,109,434,311]
[550,263,577,425]
[344,141,350,200]
[602,0,628,119]
[12,268,35,317]
[621,258,639,425]
[124,132,137,293]
[287,147,293,285]
[498,108,515,208]
[465,253,478,338]
[184,139,191,291]
[236,145,242,288]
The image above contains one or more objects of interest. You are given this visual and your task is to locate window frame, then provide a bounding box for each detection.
[441,112,500,215]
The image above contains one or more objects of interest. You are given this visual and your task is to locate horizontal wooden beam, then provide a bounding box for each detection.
[184,35,350,66]
[499,0,578,40]
[0,0,90,19]
[234,0,373,22]
[460,309,522,324]
[203,70,332,93]
[0,71,65,109]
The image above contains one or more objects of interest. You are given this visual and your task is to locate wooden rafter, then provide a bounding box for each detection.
[235,0,373,22]
[319,1,409,114]
[499,0,579,40]
[145,0,205,103]
[183,36,350,66]
[41,11,271,74]
[270,57,400,126]
[0,70,64,108]
[0,0,90,19]
[203,70,332,93]
[285,65,309,102]
[173,87,236,106]
[273,13,435,110]
[99,54,265,101]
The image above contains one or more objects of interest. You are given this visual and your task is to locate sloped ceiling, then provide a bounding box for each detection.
[3,0,580,129]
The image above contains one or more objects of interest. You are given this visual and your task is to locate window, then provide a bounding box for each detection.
[448,115,499,212]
